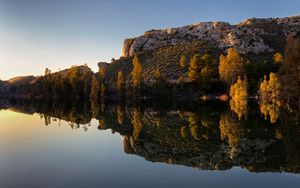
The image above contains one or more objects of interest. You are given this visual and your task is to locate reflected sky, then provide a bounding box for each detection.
[1,109,300,188]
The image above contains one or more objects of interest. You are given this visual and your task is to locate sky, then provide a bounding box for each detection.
[0,0,299,80]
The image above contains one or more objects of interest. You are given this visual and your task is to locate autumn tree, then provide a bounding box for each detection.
[219,113,246,148]
[259,101,280,124]
[178,75,184,84]
[274,52,283,63]
[229,76,248,120]
[219,48,245,85]
[132,55,143,88]
[117,71,124,96]
[179,55,187,68]
[132,108,143,139]
[259,73,281,123]
[259,73,281,101]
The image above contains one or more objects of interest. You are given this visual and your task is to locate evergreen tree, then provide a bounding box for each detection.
[188,54,202,82]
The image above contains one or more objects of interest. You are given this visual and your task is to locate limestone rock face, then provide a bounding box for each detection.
[122,15,300,57]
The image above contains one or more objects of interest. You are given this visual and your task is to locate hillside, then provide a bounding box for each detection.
[100,15,300,89]
[6,76,37,85]
[1,15,299,103]
[1,65,93,98]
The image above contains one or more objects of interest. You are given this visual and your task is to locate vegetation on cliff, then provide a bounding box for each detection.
[0,17,299,114]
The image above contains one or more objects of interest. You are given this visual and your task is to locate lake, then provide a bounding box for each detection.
[0,99,300,188]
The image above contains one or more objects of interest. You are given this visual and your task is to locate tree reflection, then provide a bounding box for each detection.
[219,113,245,147]
[229,98,248,120]
[1,98,300,174]
[259,100,281,124]
[132,108,143,139]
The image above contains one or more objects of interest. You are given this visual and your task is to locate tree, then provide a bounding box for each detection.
[259,73,281,101]
[132,108,143,139]
[199,66,212,90]
[274,52,283,63]
[259,72,281,123]
[229,76,248,120]
[117,71,124,96]
[280,36,300,108]
[259,101,280,124]
[187,54,213,91]
[178,75,184,84]
[90,75,100,101]
[219,48,244,85]
[219,113,246,148]
[152,68,168,99]
[69,66,80,99]
[100,83,106,100]
[132,55,143,88]
[45,68,51,76]
[201,53,211,64]
[188,54,202,82]
[179,55,187,68]
[99,67,106,80]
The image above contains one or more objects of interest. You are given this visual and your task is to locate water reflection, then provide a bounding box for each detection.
[1,98,300,174]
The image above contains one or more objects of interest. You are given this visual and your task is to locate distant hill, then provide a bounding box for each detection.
[1,65,93,98]
[7,76,37,85]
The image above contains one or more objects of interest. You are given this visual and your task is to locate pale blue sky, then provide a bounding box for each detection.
[0,0,299,80]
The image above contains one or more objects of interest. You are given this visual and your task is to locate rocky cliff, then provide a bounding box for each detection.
[122,16,300,57]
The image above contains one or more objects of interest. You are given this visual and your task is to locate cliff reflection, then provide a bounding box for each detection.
[1,99,300,174]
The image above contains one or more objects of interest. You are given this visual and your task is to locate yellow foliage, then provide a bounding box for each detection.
[132,55,143,87]
[229,76,248,120]
[180,126,188,139]
[117,71,123,95]
[188,113,200,140]
[132,109,143,139]
[180,55,187,68]
[219,113,245,147]
[259,73,281,123]
[259,101,281,124]
[201,53,211,64]
[178,75,184,84]
[116,105,123,125]
[219,48,244,84]
[99,67,106,80]
[259,72,281,101]
[274,52,283,63]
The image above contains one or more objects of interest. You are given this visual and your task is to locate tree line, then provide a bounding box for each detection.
[2,36,299,112]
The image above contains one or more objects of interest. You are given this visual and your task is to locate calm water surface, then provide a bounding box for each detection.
[0,101,300,188]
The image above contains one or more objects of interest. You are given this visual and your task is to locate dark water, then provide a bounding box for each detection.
[0,99,300,188]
